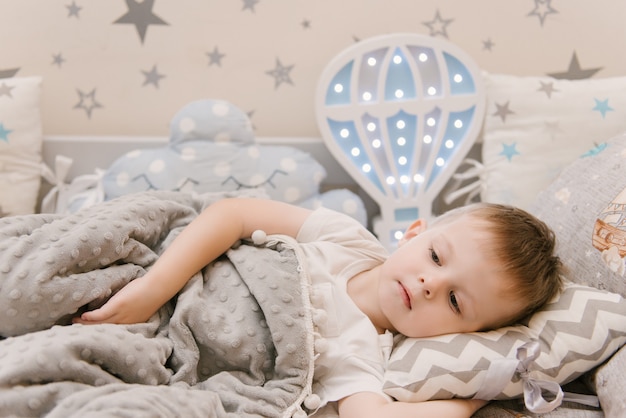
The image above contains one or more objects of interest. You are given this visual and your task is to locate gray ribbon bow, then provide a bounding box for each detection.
[474,339,599,413]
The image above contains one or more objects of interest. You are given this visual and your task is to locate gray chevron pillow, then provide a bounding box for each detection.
[383,282,626,410]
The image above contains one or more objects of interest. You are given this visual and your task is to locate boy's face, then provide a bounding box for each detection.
[377,215,524,338]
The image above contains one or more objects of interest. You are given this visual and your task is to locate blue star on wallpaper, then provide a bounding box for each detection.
[500,142,520,161]
[593,98,614,118]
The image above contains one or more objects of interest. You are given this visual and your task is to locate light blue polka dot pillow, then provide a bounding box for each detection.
[102,99,366,224]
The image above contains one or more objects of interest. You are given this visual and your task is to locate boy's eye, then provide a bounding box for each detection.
[429,248,441,265]
[449,291,461,315]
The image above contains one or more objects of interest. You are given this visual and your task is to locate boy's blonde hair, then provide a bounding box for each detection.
[433,202,564,328]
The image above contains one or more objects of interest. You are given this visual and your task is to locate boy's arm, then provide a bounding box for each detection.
[338,392,487,418]
[75,198,312,324]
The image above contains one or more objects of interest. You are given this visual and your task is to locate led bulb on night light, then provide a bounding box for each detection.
[334,84,343,93]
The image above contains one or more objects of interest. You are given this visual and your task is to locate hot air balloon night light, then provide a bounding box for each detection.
[316,33,486,250]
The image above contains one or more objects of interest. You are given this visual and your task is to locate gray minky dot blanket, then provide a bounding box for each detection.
[0,191,315,418]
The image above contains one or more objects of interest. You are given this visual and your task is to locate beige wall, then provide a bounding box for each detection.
[1,0,625,138]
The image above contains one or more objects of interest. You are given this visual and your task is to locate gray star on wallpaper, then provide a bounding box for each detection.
[74,88,103,119]
[52,53,66,68]
[537,81,558,98]
[0,68,19,78]
[266,58,294,90]
[422,9,454,38]
[548,52,602,80]
[527,0,558,27]
[114,0,168,44]
[482,38,495,51]
[242,0,260,12]
[142,65,166,88]
[206,47,226,67]
[0,83,15,98]
[493,101,515,122]
[66,1,81,18]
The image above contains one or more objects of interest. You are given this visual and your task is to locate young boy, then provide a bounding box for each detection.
[76,198,563,418]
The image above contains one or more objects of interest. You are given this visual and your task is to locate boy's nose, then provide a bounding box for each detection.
[419,276,441,299]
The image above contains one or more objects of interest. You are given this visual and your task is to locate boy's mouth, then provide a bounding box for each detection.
[398,282,412,309]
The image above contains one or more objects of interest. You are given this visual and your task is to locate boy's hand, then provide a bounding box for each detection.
[74,275,164,325]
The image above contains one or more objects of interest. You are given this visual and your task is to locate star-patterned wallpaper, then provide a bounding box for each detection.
[1,0,625,138]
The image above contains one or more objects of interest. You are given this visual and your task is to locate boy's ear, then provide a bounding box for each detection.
[398,219,428,246]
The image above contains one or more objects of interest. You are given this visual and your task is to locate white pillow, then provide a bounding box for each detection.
[480,73,626,210]
[383,282,626,413]
[0,76,44,215]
